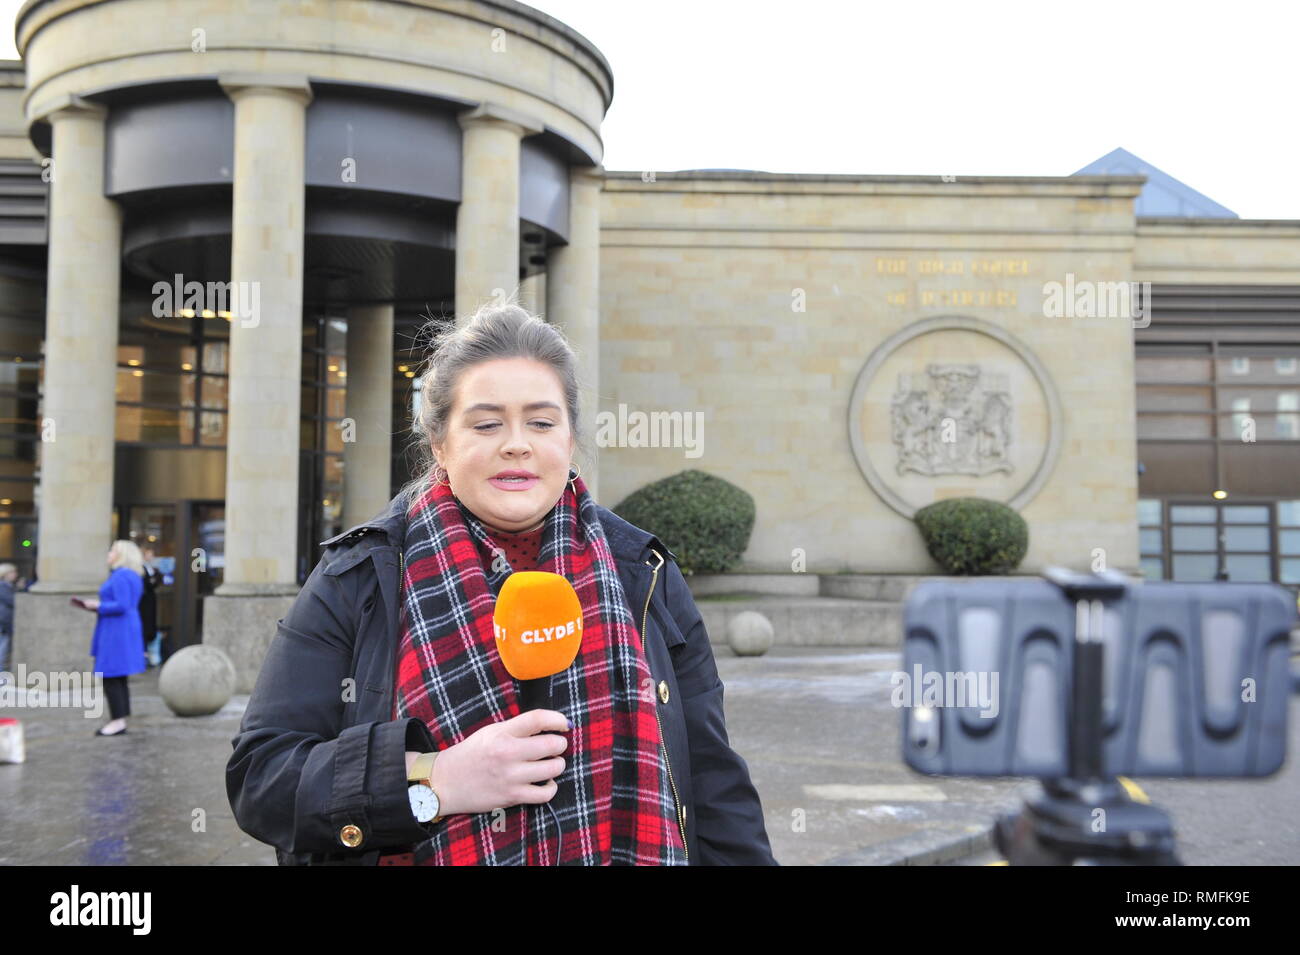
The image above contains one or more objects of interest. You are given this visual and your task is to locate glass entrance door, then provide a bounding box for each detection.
[185,501,225,651]
[118,500,225,658]
[123,504,177,663]
[1167,501,1274,582]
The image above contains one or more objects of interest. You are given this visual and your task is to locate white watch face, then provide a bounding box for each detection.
[408,783,440,822]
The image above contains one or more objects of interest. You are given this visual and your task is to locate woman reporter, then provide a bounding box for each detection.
[227,302,776,865]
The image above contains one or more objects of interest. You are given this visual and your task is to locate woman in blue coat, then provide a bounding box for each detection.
[81,540,146,736]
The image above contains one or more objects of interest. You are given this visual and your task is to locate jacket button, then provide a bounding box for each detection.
[339,824,363,848]
[658,680,670,704]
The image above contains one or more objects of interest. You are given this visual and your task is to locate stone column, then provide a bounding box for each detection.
[204,75,311,691]
[454,104,541,319]
[547,165,604,502]
[343,303,394,529]
[213,73,312,596]
[518,271,546,316]
[29,95,121,592]
[14,94,123,675]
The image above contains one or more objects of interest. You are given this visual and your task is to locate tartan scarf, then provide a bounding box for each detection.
[391,467,687,865]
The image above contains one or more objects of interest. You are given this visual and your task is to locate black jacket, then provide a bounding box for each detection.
[226,491,777,865]
[139,565,161,649]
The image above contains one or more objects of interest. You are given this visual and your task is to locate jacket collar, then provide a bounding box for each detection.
[319,490,678,566]
[592,503,678,565]
[318,488,411,550]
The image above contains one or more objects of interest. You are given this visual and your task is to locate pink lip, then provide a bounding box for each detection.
[489,475,540,491]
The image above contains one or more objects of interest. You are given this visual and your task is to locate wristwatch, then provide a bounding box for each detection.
[407,752,444,825]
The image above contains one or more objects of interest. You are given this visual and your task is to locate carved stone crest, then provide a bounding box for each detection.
[890,363,1014,477]
[849,315,1062,519]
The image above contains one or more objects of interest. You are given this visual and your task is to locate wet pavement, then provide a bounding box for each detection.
[1,647,1296,865]
[0,666,271,865]
[730,648,1300,866]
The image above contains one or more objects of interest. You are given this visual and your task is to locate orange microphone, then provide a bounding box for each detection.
[494,571,584,713]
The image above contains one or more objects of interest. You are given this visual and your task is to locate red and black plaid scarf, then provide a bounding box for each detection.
[391,468,686,865]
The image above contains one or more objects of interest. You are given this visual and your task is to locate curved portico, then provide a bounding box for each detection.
[13,0,612,683]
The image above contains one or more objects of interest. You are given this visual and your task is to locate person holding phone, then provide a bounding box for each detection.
[78,540,147,736]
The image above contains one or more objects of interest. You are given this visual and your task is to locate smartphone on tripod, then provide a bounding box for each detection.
[900,567,1298,865]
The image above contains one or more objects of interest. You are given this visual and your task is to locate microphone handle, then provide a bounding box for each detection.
[519,676,561,791]
[519,676,551,714]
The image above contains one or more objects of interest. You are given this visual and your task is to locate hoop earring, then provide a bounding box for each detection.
[568,461,581,494]
[433,462,451,488]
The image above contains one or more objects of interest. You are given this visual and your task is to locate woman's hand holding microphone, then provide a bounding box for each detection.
[404,708,570,816]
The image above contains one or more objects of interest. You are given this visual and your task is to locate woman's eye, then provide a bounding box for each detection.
[473,421,555,432]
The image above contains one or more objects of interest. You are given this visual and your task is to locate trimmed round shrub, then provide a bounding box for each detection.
[913,497,1027,575]
[612,469,754,575]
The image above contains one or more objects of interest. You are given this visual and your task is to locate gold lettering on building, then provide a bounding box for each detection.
[970,258,1030,275]
[918,259,966,274]
[918,289,1018,307]
[880,257,1033,306]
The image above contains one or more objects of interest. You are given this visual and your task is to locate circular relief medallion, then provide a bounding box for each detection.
[848,315,1063,518]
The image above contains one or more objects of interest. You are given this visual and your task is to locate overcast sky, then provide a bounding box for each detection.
[3,0,1295,218]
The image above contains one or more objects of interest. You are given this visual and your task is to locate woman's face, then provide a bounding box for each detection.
[432,357,577,534]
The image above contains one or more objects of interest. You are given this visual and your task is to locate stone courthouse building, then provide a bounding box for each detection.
[1,0,1298,681]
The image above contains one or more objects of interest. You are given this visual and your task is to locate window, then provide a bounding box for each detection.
[1138,498,1164,580]
[1281,500,1300,585]
[115,317,228,446]
[1169,503,1217,581]
[1136,347,1214,440]
[1278,393,1300,439]
[1158,500,1289,583]
[1230,356,1250,375]
[300,314,348,574]
[1221,504,1271,582]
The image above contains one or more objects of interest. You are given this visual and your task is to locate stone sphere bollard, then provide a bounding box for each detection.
[159,645,237,716]
[726,610,774,656]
